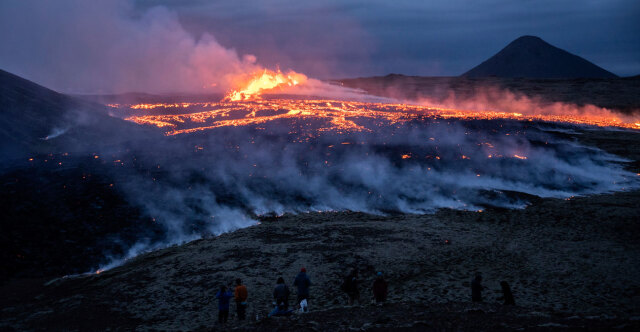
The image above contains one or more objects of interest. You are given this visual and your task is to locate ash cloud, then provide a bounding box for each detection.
[0,0,261,94]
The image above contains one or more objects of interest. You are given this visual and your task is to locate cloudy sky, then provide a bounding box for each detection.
[1,0,638,93]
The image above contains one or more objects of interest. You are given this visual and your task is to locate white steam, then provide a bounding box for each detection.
[91,116,640,271]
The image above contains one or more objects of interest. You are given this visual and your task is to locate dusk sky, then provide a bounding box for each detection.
[1,0,638,93]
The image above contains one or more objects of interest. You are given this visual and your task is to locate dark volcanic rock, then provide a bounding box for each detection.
[462,36,618,79]
[0,69,158,161]
[0,156,164,282]
[0,70,165,281]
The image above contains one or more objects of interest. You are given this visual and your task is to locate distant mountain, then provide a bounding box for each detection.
[462,36,618,79]
[0,69,156,161]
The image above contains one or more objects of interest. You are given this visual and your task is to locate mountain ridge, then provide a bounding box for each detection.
[0,69,158,162]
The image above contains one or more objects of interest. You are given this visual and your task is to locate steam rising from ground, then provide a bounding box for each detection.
[95,112,639,268]
[414,88,639,127]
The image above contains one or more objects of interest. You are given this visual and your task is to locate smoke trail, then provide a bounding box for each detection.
[41,127,70,141]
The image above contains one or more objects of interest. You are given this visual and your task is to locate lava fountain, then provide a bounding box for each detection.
[223,69,308,102]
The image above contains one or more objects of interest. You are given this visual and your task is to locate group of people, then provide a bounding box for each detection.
[268,267,312,317]
[214,267,389,324]
[471,273,515,305]
[214,278,248,324]
[215,268,514,324]
[341,269,389,305]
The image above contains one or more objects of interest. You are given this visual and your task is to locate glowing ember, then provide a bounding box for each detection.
[224,69,307,101]
[513,154,528,160]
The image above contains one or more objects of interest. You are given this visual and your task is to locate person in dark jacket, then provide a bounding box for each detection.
[215,285,234,324]
[341,269,360,305]
[273,277,290,310]
[372,271,388,303]
[234,278,248,320]
[499,281,515,305]
[293,267,311,310]
[471,273,484,302]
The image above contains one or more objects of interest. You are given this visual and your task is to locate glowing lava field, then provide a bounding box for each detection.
[97,94,640,256]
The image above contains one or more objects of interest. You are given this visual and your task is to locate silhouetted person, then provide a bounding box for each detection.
[215,285,233,324]
[372,271,388,303]
[341,269,360,305]
[499,281,515,305]
[471,273,484,302]
[293,267,311,310]
[234,278,248,320]
[273,277,290,310]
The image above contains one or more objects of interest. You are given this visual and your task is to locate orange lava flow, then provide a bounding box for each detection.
[224,69,307,101]
[114,99,640,136]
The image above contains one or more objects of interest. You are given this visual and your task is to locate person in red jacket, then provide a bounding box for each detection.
[234,278,248,320]
[372,271,388,303]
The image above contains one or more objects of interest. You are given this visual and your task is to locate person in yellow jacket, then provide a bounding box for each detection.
[234,278,248,320]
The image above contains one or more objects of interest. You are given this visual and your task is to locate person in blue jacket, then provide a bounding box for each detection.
[215,285,234,324]
[293,267,311,310]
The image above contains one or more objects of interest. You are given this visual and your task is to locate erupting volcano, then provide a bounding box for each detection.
[2,1,640,329]
[224,69,308,101]
[101,75,640,223]
[110,63,640,135]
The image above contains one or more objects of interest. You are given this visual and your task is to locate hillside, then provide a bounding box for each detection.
[0,70,164,281]
[2,163,640,329]
[0,69,154,162]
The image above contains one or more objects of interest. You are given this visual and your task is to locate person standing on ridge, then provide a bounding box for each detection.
[234,278,248,320]
[341,269,360,305]
[215,285,233,324]
[372,271,388,303]
[471,273,484,302]
[293,267,311,311]
[499,281,515,305]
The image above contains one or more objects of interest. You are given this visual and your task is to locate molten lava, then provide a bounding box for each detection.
[224,69,307,101]
[113,99,640,137]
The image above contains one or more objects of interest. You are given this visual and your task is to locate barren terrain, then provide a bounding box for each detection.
[1,76,639,331]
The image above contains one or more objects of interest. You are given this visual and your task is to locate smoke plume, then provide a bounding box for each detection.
[0,0,264,94]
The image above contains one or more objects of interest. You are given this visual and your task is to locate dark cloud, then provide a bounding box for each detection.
[1,0,637,94]
[166,0,640,77]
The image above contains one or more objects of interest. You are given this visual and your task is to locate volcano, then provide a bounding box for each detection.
[462,36,618,79]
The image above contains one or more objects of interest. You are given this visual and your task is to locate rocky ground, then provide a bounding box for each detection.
[1,129,639,330]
